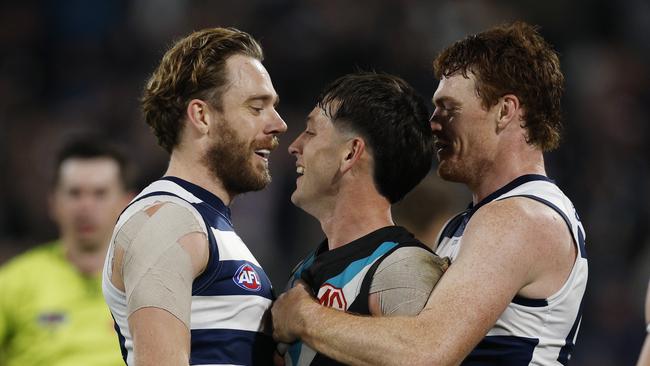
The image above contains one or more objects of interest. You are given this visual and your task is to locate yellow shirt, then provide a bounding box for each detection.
[0,242,124,366]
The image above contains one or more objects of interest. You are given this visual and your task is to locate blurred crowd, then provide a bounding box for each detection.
[0,1,648,365]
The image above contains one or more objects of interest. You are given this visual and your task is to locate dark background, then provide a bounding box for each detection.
[1,1,648,364]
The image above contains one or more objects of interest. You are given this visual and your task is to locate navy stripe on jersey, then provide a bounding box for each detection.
[506,194,588,260]
[162,176,233,223]
[127,191,234,232]
[471,175,553,213]
[512,295,548,307]
[193,260,273,298]
[438,212,469,242]
[438,175,554,243]
[191,220,221,295]
[112,314,128,362]
[190,328,274,366]
[463,335,539,365]
[577,227,587,259]
[557,295,585,365]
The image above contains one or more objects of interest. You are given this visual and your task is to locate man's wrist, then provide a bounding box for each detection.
[295,295,319,340]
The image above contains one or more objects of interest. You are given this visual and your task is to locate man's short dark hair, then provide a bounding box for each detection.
[317,72,434,203]
[54,136,135,191]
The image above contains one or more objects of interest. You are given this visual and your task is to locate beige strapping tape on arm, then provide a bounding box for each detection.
[370,246,449,316]
[121,203,205,329]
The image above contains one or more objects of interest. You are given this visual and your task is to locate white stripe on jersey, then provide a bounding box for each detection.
[211,229,260,265]
[138,179,203,203]
[295,345,317,366]
[190,295,271,331]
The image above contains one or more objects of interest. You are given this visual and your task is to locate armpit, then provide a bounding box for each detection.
[370,246,450,316]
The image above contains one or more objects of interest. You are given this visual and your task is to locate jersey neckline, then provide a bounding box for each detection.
[469,174,554,213]
[160,176,232,222]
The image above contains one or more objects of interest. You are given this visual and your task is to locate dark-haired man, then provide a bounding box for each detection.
[102,27,287,366]
[277,72,449,366]
[272,22,588,366]
[0,137,134,366]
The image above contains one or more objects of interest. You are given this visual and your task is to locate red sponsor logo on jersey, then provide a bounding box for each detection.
[317,284,347,310]
[233,263,262,291]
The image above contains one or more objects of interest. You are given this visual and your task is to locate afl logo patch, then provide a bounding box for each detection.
[233,263,262,291]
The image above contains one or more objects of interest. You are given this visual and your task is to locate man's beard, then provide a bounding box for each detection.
[202,120,273,196]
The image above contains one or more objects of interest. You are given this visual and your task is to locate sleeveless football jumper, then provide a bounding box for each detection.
[436,174,588,366]
[103,177,274,366]
[286,226,432,366]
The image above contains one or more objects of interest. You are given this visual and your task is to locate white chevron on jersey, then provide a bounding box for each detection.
[211,228,261,265]
[190,295,271,331]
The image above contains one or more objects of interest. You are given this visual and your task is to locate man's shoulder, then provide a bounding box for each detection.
[463,197,573,268]
[473,196,563,232]
[375,246,447,277]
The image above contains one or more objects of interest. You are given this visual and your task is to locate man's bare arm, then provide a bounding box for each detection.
[273,198,574,365]
[113,203,208,366]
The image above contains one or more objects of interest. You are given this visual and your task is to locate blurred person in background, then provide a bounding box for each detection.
[279,72,449,366]
[0,136,134,366]
[638,280,650,366]
[102,27,287,366]
[272,21,588,365]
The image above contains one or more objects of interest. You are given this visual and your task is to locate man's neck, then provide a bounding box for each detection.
[63,240,107,276]
[470,150,546,204]
[165,152,233,206]
[318,191,393,250]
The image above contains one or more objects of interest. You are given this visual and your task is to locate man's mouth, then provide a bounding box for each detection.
[296,166,304,176]
[435,140,452,157]
[254,149,270,161]
[76,222,96,234]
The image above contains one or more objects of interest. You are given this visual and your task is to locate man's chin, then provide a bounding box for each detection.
[437,163,463,183]
[290,191,300,206]
[73,237,105,252]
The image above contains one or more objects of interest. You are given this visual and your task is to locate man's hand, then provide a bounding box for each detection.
[271,280,317,343]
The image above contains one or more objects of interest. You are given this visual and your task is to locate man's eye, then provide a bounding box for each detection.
[305,130,316,136]
[250,106,263,113]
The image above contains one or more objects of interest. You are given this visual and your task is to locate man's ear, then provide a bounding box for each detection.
[186,99,212,135]
[496,94,521,132]
[340,137,365,174]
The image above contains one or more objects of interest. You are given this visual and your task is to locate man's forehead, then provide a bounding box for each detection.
[433,74,477,103]
[307,106,331,123]
[225,55,277,100]
[59,158,120,182]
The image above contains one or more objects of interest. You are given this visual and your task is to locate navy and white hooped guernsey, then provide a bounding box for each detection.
[102,177,275,366]
[436,174,588,366]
